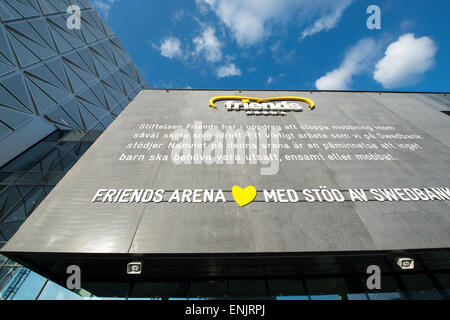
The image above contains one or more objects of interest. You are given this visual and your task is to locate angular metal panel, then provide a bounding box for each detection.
[0,2,148,167]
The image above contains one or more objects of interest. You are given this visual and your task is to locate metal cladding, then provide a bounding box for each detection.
[1,89,450,282]
[0,0,149,166]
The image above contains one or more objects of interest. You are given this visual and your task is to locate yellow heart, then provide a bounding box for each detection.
[232,186,257,207]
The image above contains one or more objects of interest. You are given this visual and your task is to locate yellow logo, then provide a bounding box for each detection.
[209,96,315,111]
[232,185,257,207]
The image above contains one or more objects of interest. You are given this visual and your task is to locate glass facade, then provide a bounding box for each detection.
[0,2,148,296]
[0,129,101,299]
[0,130,100,243]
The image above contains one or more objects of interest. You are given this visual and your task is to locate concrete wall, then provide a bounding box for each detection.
[3,89,449,256]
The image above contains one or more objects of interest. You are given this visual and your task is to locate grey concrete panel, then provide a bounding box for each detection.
[2,90,449,256]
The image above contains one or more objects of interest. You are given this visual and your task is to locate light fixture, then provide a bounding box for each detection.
[396,257,414,270]
[127,262,143,275]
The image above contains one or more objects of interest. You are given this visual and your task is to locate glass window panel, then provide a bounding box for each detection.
[367,292,404,300]
[189,280,227,299]
[15,173,45,185]
[59,131,87,142]
[0,186,22,219]
[361,275,404,300]
[407,290,443,300]
[82,131,102,141]
[399,274,443,300]
[0,219,24,240]
[0,173,18,186]
[131,281,188,299]
[434,273,450,295]
[54,141,76,156]
[1,141,55,173]
[400,274,434,290]
[3,204,26,223]
[37,281,84,300]
[305,277,347,296]
[347,293,369,300]
[60,154,78,171]
[16,186,33,197]
[81,281,129,299]
[127,297,162,300]
[12,271,47,300]
[44,131,66,142]
[40,151,61,171]
[228,279,266,298]
[23,187,46,216]
[310,294,341,300]
[267,279,306,297]
[276,295,309,300]
[39,172,65,185]
[0,266,20,296]
[28,162,42,173]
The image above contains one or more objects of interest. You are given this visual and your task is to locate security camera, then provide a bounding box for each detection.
[396,258,414,270]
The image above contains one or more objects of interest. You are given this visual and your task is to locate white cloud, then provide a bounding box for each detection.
[216,63,242,78]
[193,27,222,62]
[374,33,437,88]
[196,0,353,46]
[301,0,352,39]
[160,37,183,59]
[315,38,377,90]
[92,0,118,19]
[196,0,211,14]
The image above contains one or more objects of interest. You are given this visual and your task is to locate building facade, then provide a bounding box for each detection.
[2,88,450,300]
[0,0,147,299]
[0,0,148,167]
[0,1,449,301]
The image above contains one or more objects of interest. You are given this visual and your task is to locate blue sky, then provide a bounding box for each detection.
[93,0,449,92]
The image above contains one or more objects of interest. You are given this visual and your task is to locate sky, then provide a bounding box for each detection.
[92,0,450,92]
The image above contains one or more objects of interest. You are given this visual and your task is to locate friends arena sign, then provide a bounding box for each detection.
[2,89,449,287]
[209,95,315,116]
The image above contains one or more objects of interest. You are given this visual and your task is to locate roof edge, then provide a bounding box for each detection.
[144,88,450,95]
